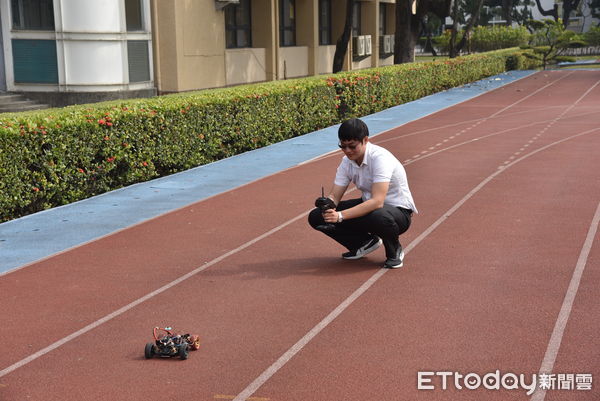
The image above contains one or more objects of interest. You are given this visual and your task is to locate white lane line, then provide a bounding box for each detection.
[530,201,600,401]
[233,127,600,401]
[2,124,598,383]
[0,210,310,379]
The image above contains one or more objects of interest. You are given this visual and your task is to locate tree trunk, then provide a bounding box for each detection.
[561,0,582,28]
[534,0,559,20]
[332,0,354,73]
[394,0,453,64]
[449,0,460,58]
[502,0,513,26]
[394,0,425,63]
[456,0,484,52]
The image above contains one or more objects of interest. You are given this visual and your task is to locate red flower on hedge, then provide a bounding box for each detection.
[107,157,116,163]
[32,187,40,192]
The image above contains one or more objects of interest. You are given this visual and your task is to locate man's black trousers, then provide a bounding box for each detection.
[308,198,412,258]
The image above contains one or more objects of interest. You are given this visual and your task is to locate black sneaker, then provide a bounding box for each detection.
[342,236,382,260]
[384,246,405,269]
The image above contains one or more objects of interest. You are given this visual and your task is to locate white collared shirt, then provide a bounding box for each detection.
[334,142,417,213]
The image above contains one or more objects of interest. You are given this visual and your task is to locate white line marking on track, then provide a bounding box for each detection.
[1,77,597,382]
[0,211,310,379]
[530,201,600,401]
[232,127,600,401]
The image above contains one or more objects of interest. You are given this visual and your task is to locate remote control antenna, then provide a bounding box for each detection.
[322,187,325,198]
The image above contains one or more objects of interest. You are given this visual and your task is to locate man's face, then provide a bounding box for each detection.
[339,138,367,163]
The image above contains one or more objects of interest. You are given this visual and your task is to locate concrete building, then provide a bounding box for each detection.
[0,0,398,108]
[0,0,155,108]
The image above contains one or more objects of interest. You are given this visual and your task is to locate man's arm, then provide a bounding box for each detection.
[323,181,389,223]
[328,184,348,206]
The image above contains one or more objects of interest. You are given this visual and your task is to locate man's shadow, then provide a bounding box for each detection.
[207,256,383,280]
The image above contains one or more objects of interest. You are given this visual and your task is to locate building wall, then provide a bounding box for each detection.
[317,45,336,74]
[279,46,309,78]
[152,0,227,92]
[0,0,155,106]
[0,0,402,103]
[225,48,267,85]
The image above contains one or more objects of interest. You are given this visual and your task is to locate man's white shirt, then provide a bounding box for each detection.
[334,142,418,213]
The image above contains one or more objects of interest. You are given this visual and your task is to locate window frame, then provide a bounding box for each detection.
[11,0,55,31]
[352,2,361,38]
[379,3,387,37]
[125,0,144,32]
[318,0,332,46]
[279,0,296,47]
[225,0,253,49]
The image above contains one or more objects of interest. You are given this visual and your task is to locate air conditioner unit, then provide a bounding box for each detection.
[382,35,392,54]
[364,35,372,56]
[215,0,239,10]
[389,34,395,53]
[352,36,365,57]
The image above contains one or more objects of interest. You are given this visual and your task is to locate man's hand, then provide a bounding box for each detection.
[322,208,340,223]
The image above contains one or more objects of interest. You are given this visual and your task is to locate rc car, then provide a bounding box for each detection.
[144,327,200,360]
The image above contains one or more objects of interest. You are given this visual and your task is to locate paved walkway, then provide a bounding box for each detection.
[0,70,534,274]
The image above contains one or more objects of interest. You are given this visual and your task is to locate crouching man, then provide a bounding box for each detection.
[308,118,417,268]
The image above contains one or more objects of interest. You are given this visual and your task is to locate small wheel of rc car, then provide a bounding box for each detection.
[178,345,189,360]
[144,343,156,359]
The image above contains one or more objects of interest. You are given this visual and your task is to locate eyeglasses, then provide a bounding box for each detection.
[338,142,361,150]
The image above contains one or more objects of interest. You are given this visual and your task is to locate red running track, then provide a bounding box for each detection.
[1,70,599,401]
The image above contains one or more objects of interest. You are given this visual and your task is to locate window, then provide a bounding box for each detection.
[125,0,144,31]
[279,0,296,46]
[11,0,54,30]
[12,39,58,83]
[127,41,150,82]
[225,0,252,48]
[379,3,387,36]
[318,0,332,45]
[352,2,361,37]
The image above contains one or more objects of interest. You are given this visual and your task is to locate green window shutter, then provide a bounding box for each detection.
[127,40,150,82]
[12,39,58,84]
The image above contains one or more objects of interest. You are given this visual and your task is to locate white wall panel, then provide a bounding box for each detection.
[225,48,267,86]
[60,0,121,32]
[64,41,124,85]
[317,45,335,75]
[279,47,309,79]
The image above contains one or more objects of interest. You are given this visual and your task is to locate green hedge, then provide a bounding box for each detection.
[0,49,537,222]
[470,25,531,52]
[432,25,531,54]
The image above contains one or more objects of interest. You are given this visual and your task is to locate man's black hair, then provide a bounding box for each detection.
[338,118,369,142]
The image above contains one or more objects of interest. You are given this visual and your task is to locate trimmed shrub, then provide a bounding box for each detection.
[470,25,531,52]
[0,49,535,222]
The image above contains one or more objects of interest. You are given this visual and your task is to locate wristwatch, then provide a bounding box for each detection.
[337,211,343,223]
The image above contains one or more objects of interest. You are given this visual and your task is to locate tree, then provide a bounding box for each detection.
[588,0,600,22]
[454,0,486,56]
[584,25,600,44]
[449,0,461,57]
[444,0,486,57]
[502,0,514,25]
[533,0,583,27]
[511,1,535,27]
[523,19,587,69]
[421,13,444,56]
[332,0,354,73]
[394,0,452,64]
